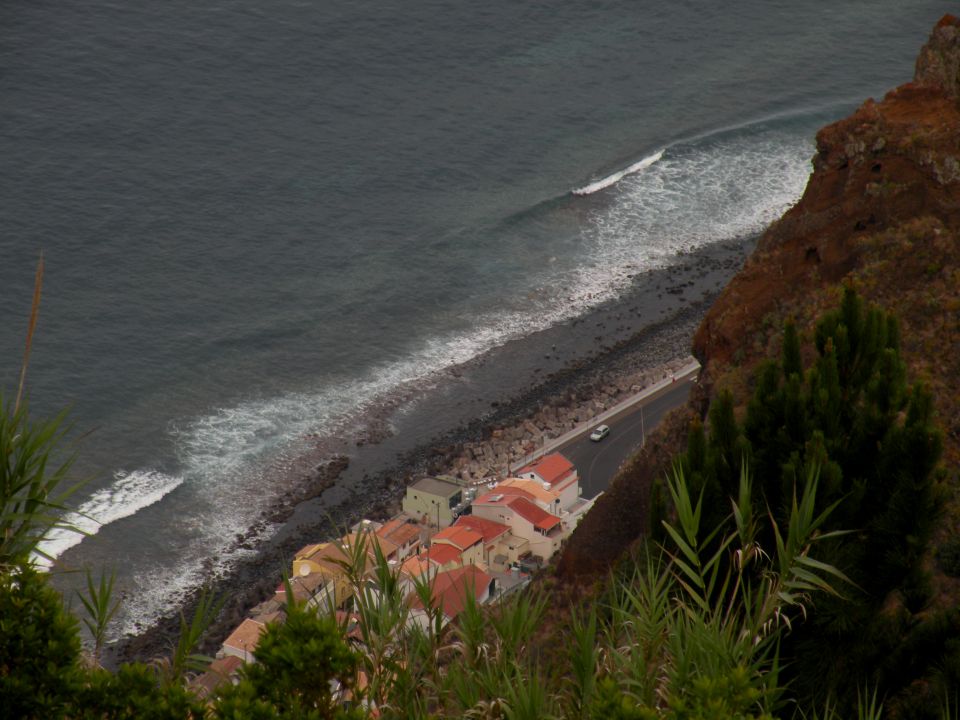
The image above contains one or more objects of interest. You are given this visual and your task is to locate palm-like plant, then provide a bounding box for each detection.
[75,567,122,666]
[0,398,78,568]
[584,461,852,719]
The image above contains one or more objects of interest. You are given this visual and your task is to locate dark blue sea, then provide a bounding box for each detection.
[0,0,946,637]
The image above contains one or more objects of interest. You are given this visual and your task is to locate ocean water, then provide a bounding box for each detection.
[0,0,945,638]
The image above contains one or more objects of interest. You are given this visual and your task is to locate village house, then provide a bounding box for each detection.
[453,514,526,571]
[398,553,435,584]
[471,486,565,564]
[515,453,581,510]
[375,514,427,561]
[408,564,495,629]
[219,610,284,663]
[291,533,387,609]
[399,541,464,582]
[275,571,337,610]
[429,524,484,566]
[342,531,401,564]
[401,476,464,528]
[496,477,566,516]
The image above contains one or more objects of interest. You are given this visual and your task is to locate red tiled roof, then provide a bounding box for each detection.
[377,518,422,548]
[426,543,463,566]
[412,565,492,620]
[498,478,561,505]
[475,487,537,505]
[454,515,510,543]
[401,555,432,578]
[377,517,405,536]
[432,525,483,550]
[519,453,575,486]
[508,497,562,532]
[223,618,267,655]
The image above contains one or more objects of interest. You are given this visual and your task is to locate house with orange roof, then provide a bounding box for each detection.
[516,452,580,510]
[220,614,282,663]
[342,531,401,563]
[453,514,528,570]
[430,524,484,566]
[472,488,566,563]
[399,553,434,581]
[291,541,353,608]
[376,515,426,560]
[425,542,464,569]
[497,477,565,515]
[397,539,469,591]
[409,564,495,628]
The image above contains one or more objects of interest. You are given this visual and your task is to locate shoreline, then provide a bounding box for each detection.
[106,235,754,666]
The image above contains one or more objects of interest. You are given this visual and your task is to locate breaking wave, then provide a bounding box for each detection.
[573,149,664,195]
[34,470,183,568]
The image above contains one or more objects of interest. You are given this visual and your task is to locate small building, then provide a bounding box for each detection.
[399,553,435,583]
[516,453,581,510]
[496,477,566,516]
[398,542,466,589]
[376,515,427,561]
[409,564,495,627]
[401,476,464,528]
[472,489,565,563]
[291,536,382,609]
[453,514,519,569]
[425,542,463,569]
[341,531,400,564]
[431,524,484,567]
[221,617,274,663]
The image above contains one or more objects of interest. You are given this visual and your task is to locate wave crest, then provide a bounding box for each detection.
[34,469,183,568]
[573,149,664,195]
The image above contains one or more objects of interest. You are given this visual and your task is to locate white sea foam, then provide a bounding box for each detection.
[560,127,814,310]
[33,469,183,568]
[573,149,664,195]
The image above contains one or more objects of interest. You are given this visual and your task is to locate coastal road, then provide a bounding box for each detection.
[558,377,696,499]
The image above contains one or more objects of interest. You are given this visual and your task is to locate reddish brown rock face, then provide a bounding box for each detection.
[693,15,960,377]
[915,14,960,98]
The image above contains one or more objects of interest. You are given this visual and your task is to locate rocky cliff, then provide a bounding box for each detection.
[558,14,960,579]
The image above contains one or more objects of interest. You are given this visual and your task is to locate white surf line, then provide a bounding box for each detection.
[32,469,184,568]
[573,149,664,196]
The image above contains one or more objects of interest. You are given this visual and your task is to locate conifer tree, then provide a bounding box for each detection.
[782,319,802,380]
[670,287,945,713]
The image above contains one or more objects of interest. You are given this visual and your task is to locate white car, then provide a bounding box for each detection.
[590,424,610,442]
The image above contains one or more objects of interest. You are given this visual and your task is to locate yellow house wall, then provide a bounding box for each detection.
[402,491,454,527]
[433,539,483,567]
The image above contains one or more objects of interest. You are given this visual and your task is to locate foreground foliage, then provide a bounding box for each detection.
[660,287,950,717]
